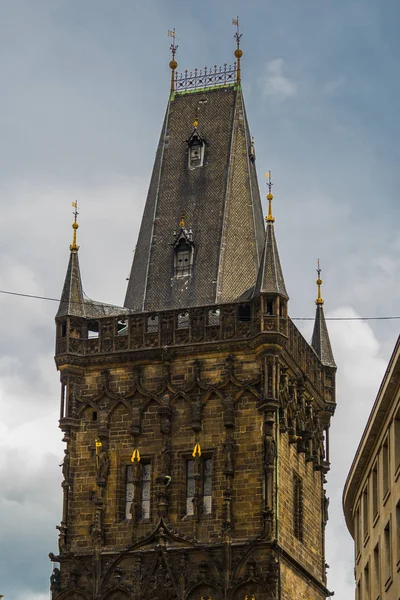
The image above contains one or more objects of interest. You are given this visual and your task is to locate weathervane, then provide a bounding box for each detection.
[232,17,243,83]
[316,259,324,305]
[168,28,178,92]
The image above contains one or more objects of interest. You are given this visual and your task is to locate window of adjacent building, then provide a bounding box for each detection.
[372,462,378,521]
[125,462,151,521]
[293,473,303,542]
[396,501,400,567]
[373,543,380,600]
[185,457,212,517]
[394,409,400,476]
[383,520,392,588]
[382,436,390,499]
[363,484,369,541]
[364,561,370,600]
[355,502,361,559]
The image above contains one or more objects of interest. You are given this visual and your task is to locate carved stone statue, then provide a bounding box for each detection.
[97,449,110,484]
[50,567,61,595]
[60,449,70,482]
[130,497,140,522]
[223,395,235,428]
[264,436,276,468]
[161,439,172,476]
[191,398,203,432]
[323,493,329,526]
[223,436,235,476]
[159,406,172,435]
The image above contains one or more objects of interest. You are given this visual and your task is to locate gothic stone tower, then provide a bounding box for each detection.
[50,38,336,600]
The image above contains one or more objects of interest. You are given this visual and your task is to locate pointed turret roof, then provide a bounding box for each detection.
[254,177,288,298]
[56,248,86,319]
[311,262,336,368]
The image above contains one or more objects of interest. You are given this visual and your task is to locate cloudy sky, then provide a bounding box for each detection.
[0,0,399,598]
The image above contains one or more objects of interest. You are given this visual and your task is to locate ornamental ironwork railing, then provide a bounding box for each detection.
[174,63,237,92]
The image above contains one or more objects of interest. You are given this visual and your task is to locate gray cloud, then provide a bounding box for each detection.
[0,1,398,598]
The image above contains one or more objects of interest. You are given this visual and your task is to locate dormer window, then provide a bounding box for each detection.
[188,135,204,168]
[174,238,192,277]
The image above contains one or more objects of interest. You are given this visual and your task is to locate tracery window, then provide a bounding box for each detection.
[186,457,212,516]
[125,462,152,520]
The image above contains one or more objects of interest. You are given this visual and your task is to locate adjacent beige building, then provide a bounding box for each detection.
[343,336,400,599]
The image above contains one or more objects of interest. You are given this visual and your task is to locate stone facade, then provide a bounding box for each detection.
[51,295,335,599]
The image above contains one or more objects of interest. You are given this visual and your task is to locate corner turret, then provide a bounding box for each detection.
[253,173,288,333]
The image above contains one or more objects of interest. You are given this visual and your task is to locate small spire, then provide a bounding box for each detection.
[265,171,275,223]
[316,259,324,305]
[168,29,178,92]
[254,172,288,298]
[232,17,243,83]
[179,212,185,228]
[311,262,336,368]
[70,201,79,252]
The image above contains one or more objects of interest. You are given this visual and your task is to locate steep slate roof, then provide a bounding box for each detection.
[311,304,336,368]
[254,220,288,298]
[124,85,265,312]
[57,249,131,319]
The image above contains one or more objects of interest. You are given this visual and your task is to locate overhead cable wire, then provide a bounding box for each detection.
[0,288,398,321]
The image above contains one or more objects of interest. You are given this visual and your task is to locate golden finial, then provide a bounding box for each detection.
[168,29,178,92]
[193,107,199,128]
[131,448,141,463]
[265,171,275,223]
[179,212,185,228]
[316,259,324,305]
[232,17,243,83]
[70,201,79,251]
[192,443,201,458]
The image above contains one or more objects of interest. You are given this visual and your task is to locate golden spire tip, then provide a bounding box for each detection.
[179,212,185,228]
[70,201,79,251]
[265,171,275,223]
[316,259,324,305]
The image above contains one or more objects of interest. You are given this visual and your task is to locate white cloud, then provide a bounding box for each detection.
[261,58,297,98]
